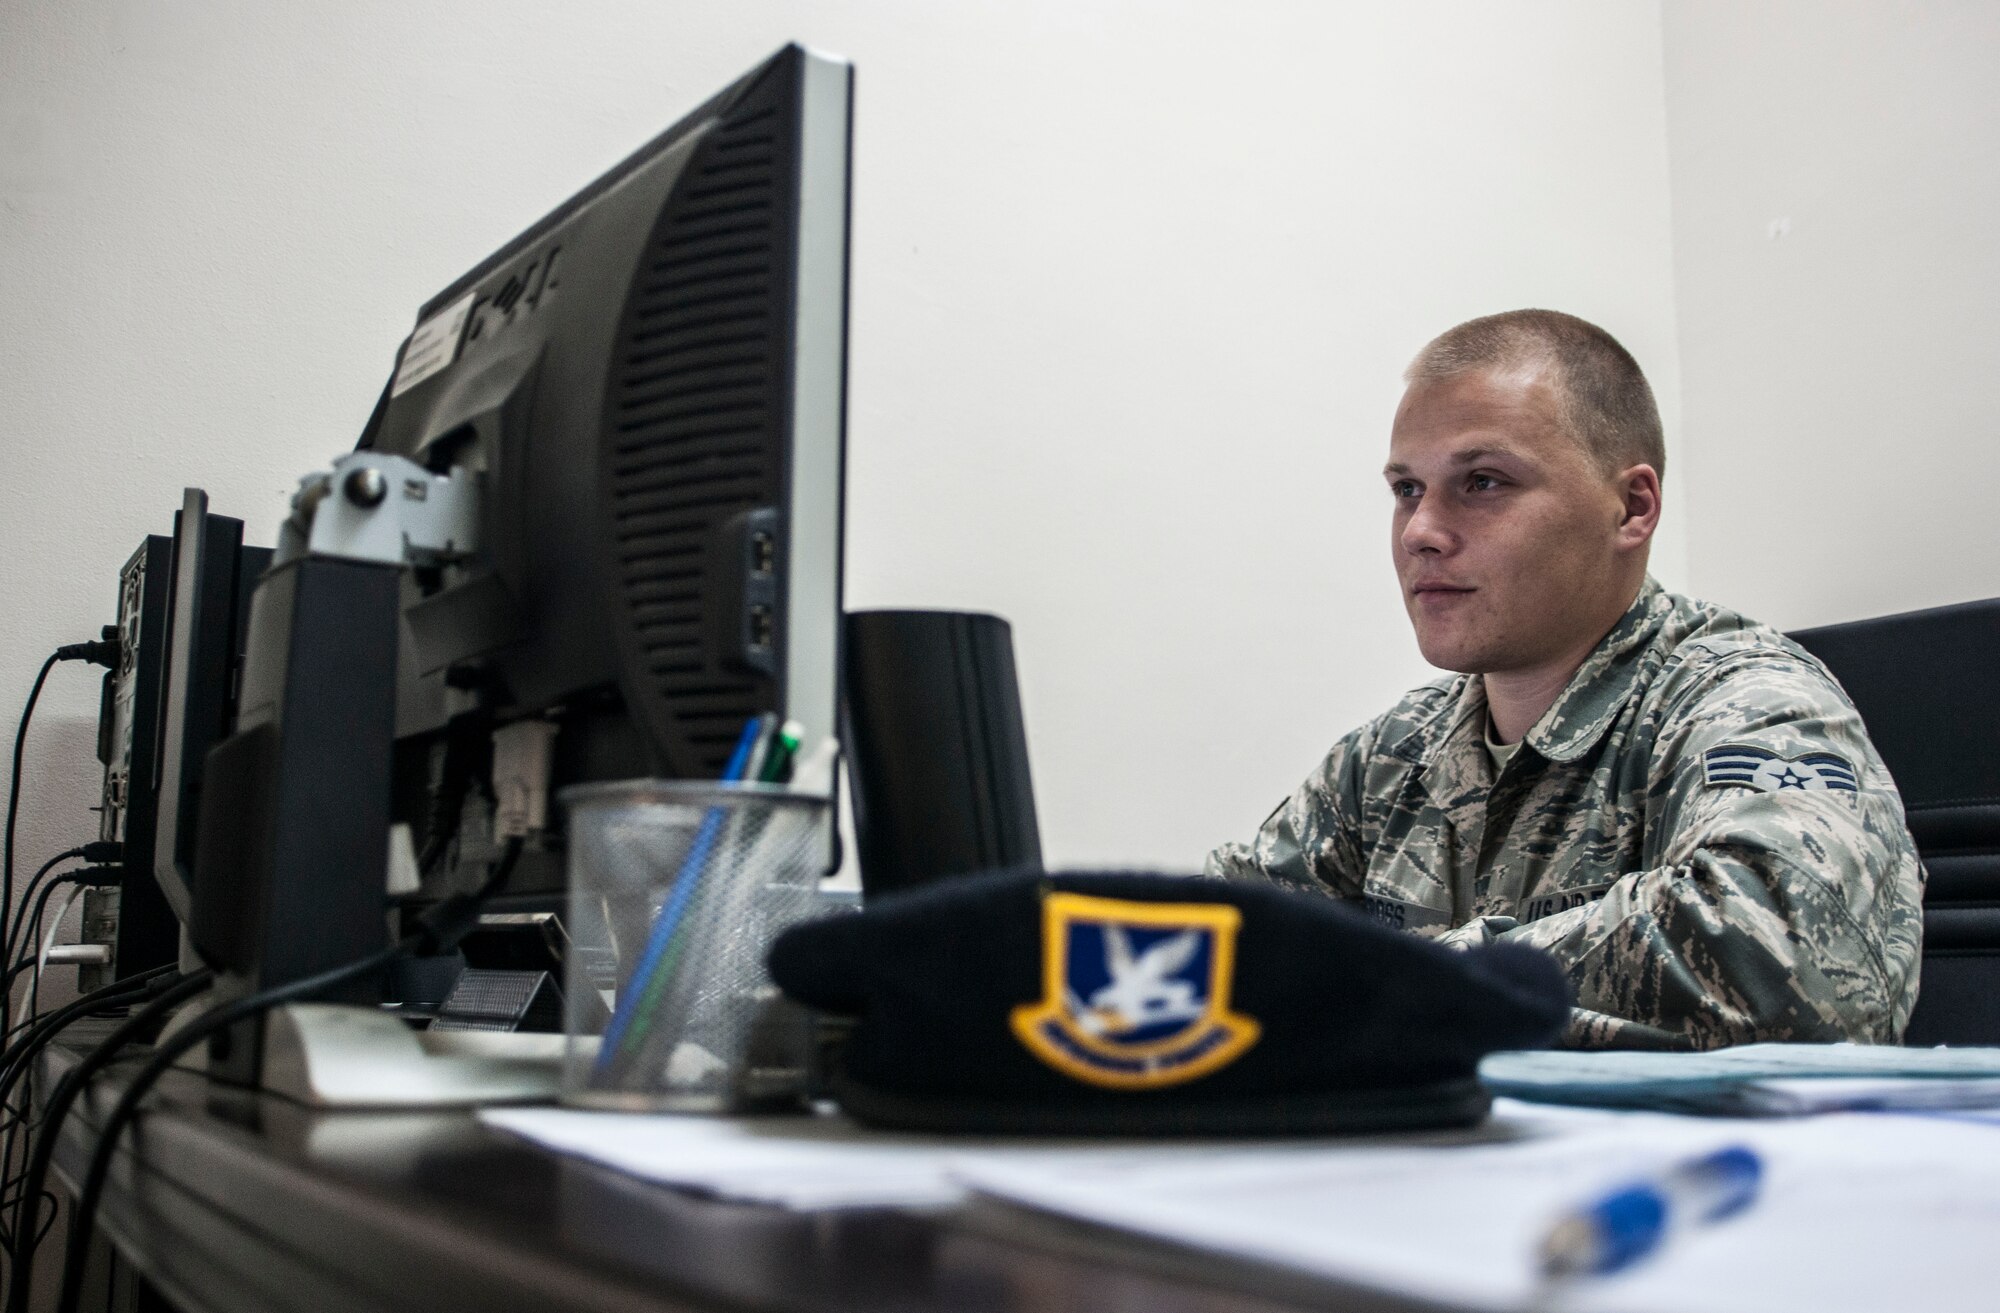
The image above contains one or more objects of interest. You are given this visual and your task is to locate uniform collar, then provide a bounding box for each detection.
[1521,576,1671,763]
[1411,676,1494,807]
[1411,576,1670,772]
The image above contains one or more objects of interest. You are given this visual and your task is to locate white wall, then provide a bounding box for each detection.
[1664,0,2000,628]
[0,0,1684,904]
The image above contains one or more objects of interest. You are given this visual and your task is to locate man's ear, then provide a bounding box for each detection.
[1614,464,1662,550]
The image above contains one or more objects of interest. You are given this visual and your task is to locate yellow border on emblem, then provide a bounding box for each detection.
[1008,892,1262,1090]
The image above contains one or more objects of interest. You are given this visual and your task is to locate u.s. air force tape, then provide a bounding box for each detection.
[1702,743,1859,793]
[1520,883,1612,924]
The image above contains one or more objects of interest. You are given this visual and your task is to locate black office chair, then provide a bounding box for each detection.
[1790,597,2000,1045]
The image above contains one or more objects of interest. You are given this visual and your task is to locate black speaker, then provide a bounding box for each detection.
[842,610,1041,899]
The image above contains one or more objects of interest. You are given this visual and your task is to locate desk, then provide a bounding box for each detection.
[39,1042,1427,1313]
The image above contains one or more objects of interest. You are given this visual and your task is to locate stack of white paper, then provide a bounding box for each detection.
[1481,1042,2000,1114]
[483,1099,2000,1312]
[1745,1076,2000,1114]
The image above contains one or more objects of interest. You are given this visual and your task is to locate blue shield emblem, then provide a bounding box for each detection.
[1010,892,1260,1089]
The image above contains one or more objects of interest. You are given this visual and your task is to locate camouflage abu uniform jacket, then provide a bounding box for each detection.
[1205,577,1925,1049]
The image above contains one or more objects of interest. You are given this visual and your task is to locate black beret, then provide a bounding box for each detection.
[768,870,1570,1135]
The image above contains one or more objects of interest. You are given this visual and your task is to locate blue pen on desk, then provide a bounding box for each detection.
[1538,1145,1763,1280]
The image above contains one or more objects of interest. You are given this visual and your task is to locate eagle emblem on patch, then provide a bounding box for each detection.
[1702,744,1859,793]
[1010,892,1261,1090]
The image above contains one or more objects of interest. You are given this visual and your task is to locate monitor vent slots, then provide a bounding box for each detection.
[604,84,791,776]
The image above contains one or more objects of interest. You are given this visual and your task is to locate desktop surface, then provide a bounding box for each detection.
[40,1040,1428,1313]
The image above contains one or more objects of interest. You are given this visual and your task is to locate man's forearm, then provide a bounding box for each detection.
[1496,846,1903,1049]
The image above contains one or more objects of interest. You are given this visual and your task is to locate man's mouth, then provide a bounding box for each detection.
[1411,582,1475,596]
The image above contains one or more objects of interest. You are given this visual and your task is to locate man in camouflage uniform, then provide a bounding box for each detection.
[1206,310,1923,1049]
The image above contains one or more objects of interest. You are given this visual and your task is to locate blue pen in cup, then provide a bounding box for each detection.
[592,714,769,1080]
[1538,1145,1763,1279]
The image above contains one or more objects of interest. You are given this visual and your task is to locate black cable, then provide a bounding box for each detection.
[0,843,121,1256]
[0,964,176,1090]
[0,851,83,984]
[1,936,69,1057]
[0,1187,56,1257]
[5,641,116,961]
[0,965,176,1181]
[8,1192,55,1258]
[11,876,82,1041]
[0,966,174,1156]
[0,1185,43,1255]
[2,995,141,1263]
[3,638,124,1050]
[45,838,523,1313]
[3,656,60,963]
[0,975,164,1160]
[3,861,121,1052]
[0,966,174,1261]
[3,852,81,973]
[415,727,478,873]
[3,971,209,1309]
[50,964,367,1311]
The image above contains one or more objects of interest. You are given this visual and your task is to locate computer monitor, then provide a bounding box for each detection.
[183,44,852,1032]
[359,43,854,902]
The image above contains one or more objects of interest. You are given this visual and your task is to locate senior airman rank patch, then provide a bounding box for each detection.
[1010,892,1261,1090]
[1702,743,1859,793]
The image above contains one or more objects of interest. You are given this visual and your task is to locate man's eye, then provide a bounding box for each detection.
[1389,480,1419,499]
[1468,473,1504,492]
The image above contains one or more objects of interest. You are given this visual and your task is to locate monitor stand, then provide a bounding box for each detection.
[167,1002,563,1107]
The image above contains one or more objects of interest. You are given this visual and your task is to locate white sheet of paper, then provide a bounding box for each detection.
[484,1100,2000,1312]
[951,1099,2000,1313]
[477,1104,1523,1211]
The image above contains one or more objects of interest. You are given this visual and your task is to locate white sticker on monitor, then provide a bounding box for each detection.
[391,291,476,397]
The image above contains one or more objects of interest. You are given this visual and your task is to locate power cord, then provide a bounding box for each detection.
[0,970,177,1257]
[0,851,86,1004]
[0,967,179,1127]
[3,846,117,984]
[17,868,119,1036]
[2,863,118,1053]
[37,838,523,1313]
[6,638,119,960]
[3,656,61,961]
[0,965,175,1269]
[0,847,122,1212]
[1,970,210,1304]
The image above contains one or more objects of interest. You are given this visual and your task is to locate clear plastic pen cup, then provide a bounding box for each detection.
[557,779,831,1112]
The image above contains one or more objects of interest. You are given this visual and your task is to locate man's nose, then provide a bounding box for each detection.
[1400,499,1456,556]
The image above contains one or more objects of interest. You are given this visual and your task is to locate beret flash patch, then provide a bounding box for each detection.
[1702,744,1860,793]
[1009,892,1261,1090]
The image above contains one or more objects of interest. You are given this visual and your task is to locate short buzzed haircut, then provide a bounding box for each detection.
[1406,309,1665,481]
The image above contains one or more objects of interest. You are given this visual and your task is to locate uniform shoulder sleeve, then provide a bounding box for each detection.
[1656,638,1925,1036]
[1507,632,1926,1047]
[1648,635,1911,867]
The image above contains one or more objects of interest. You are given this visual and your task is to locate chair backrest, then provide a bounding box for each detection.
[1789,597,2000,1046]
